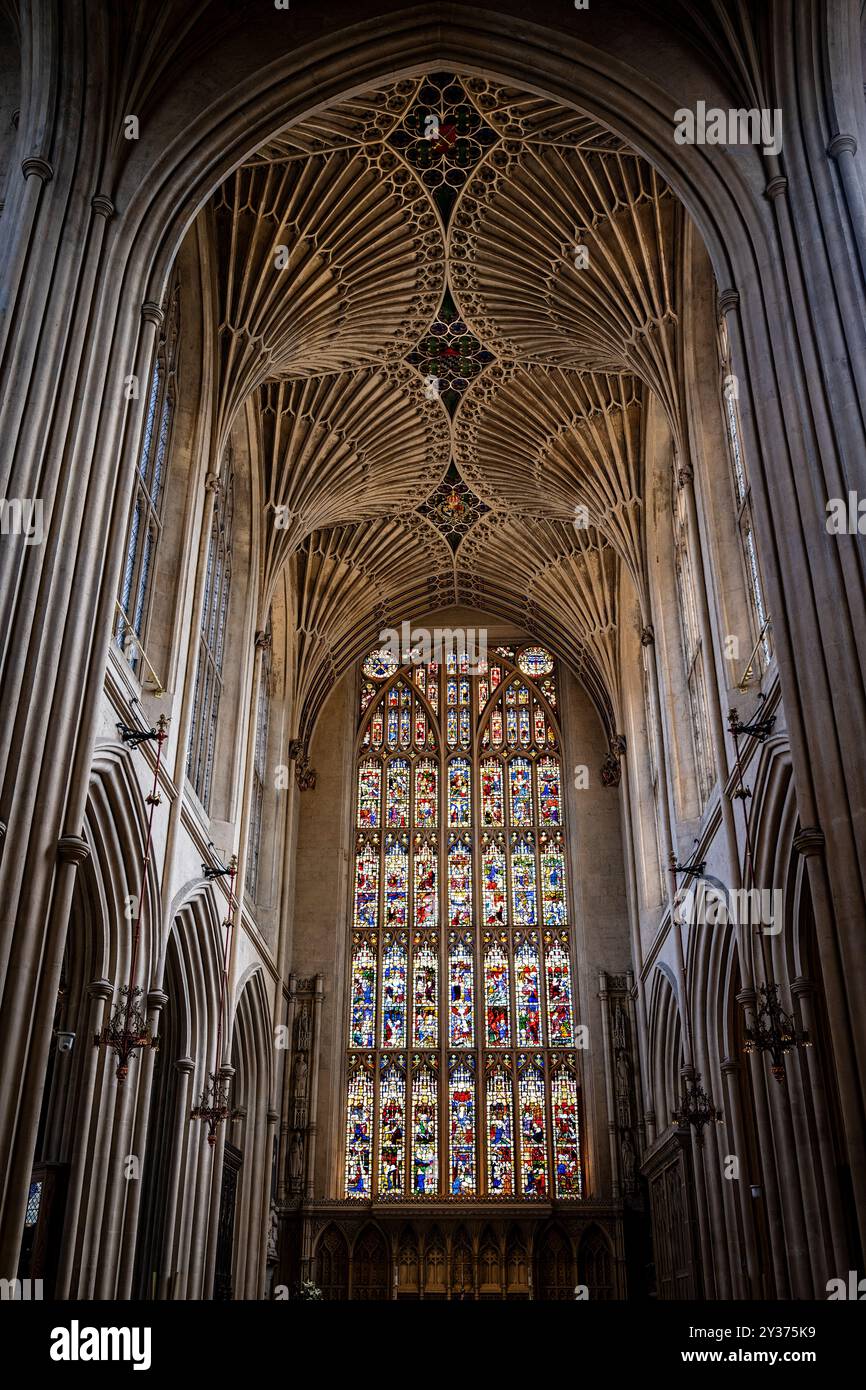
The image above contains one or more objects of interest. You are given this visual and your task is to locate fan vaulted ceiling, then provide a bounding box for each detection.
[209,72,683,747]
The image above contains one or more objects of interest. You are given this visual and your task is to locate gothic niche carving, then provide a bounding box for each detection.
[288,998,313,1193]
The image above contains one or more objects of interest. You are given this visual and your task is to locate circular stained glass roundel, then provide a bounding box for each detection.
[517,645,554,679]
[362,648,399,680]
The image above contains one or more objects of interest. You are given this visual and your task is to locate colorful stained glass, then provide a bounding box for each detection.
[345,1063,373,1197]
[414,759,437,827]
[447,708,458,746]
[354,843,379,930]
[506,707,518,745]
[537,756,561,826]
[360,680,377,715]
[379,1061,406,1195]
[413,936,438,1046]
[519,1059,548,1196]
[381,933,407,1048]
[459,707,471,746]
[541,840,567,926]
[427,667,439,713]
[490,664,502,691]
[481,757,504,825]
[519,708,531,745]
[552,1068,581,1195]
[511,836,538,926]
[449,934,474,1047]
[534,705,547,745]
[357,759,381,828]
[541,676,557,709]
[447,839,472,930]
[482,839,507,926]
[411,1064,438,1195]
[370,706,384,747]
[415,709,428,746]
[459,677,470,705]
[515,934,542,1046]
[545,936,574,1045]
[387,706,399,747]
[509,757,532,825]
[363,649,399,680]
[478,678,489,707]
[384,834,409,929]
[486,1066,514,1195]
[450,1060,476,1195]
[400,707,411,747]
[386,758,410,827]
[350,936,376,1047]
[447,677,458,706]
[448,757,471,826]
[484,938,511,1046]
[413,839,438,928]
[491,707,503,745]
[517,645,554,678]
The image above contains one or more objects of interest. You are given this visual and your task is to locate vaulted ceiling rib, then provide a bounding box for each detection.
[205,71,686,747]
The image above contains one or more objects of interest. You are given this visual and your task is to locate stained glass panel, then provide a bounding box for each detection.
[413,838,438,928]
[518,1059,548,1196]
[545,935,574,1045]
[537,756,561,826]
[540,838,567,926]
[482,838,507,927]
[447,838,472,930]
[517,645,554,678]
[357,759,381,828]
[379,1060,406,1195]
[414,759,438,827]
[450,1059,476,1195]
[449,933,474,1047]
[412,935,439,1046]
[484,936,511,1046]
[345,1063,374,1198]
[515,934,542,1046]
[386,758,410,827]
[384,834,409,929]
[354,843,379,930]
[448,757,471,826]
[350,935,376,1048]
[486,1066,515,1195]
[381,932,407,1048]
[552,1067,582,1195]
[511,835,538,926]
[411,1063,438,1195]
[363,649,399,680]
[509,757,533,826]
[480,757,504,825]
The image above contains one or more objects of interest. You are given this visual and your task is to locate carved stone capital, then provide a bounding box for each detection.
[828,133,857,159]
[640,624,655,646]
[91,194,116,220]
[717,288,740,316]
[88,978,114,1002]
[793,825,824,857]
[22,156,53,182]
[141,300,164,327]
[765,175,788,201]
[58,834,90,866]
[676,463,694,489]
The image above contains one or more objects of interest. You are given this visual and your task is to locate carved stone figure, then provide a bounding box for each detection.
[289,1131,304,1187]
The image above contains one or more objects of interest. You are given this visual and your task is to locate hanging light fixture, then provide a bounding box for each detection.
[671,1067,722,1137]
[191,853,238,1144]
[728,698,810,1082]
[743,983,811,1081]
[95,711,168,1080]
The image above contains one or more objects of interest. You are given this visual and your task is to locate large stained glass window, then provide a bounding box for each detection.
[344,644,582,1199]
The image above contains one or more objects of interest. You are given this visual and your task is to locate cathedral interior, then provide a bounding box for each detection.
[1,0,866,1307]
